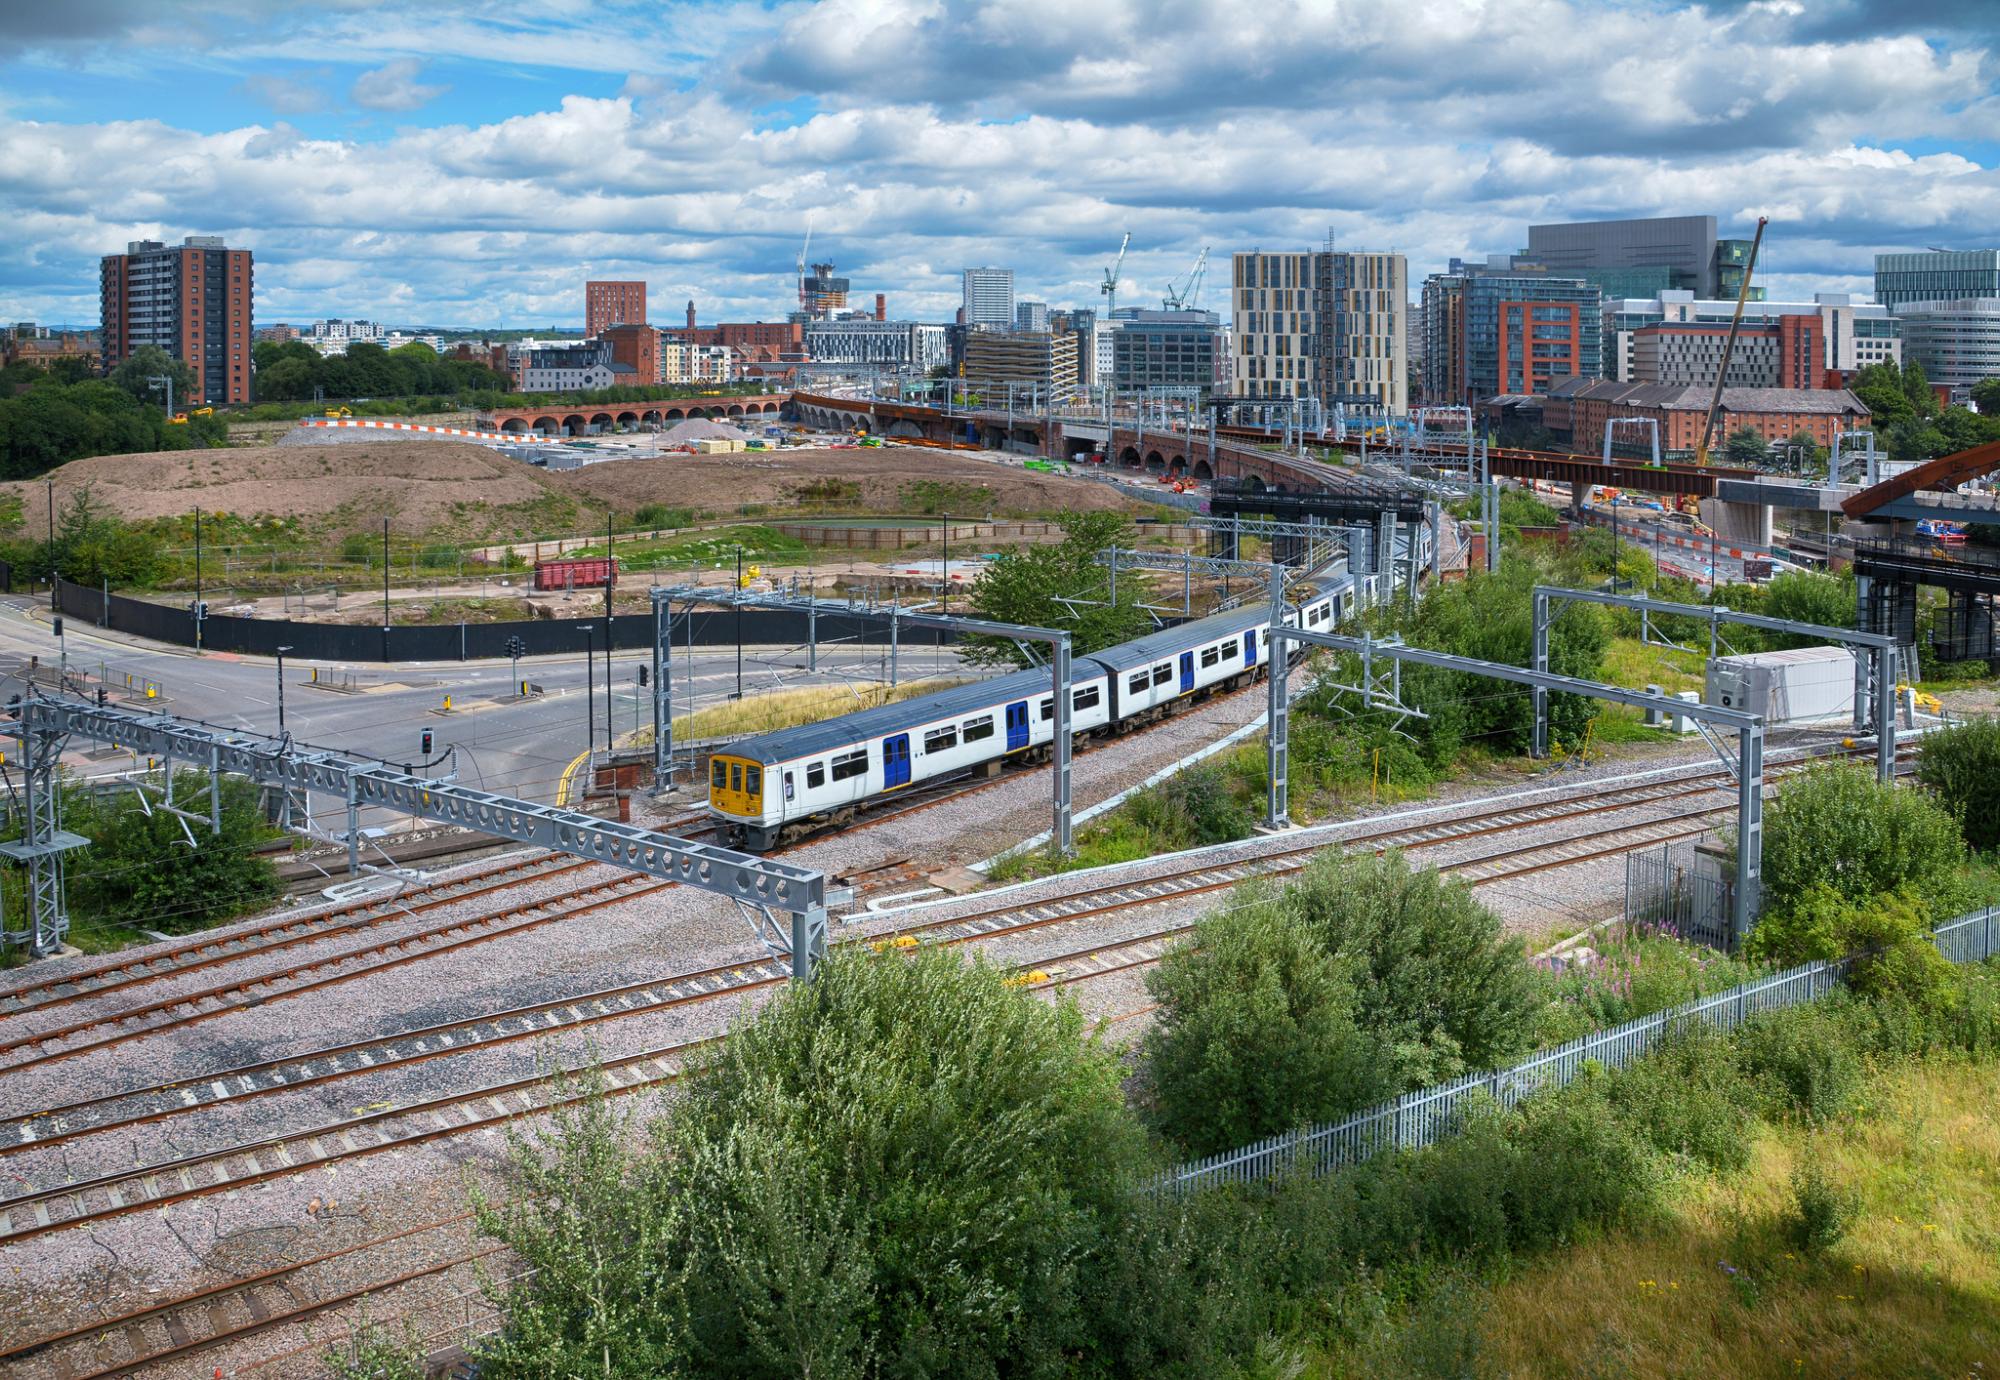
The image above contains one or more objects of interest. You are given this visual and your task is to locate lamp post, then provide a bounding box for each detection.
[734,546,744,701]
[275,645,292,735]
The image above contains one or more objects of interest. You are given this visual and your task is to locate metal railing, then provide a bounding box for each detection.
[1159,905,1999,1194]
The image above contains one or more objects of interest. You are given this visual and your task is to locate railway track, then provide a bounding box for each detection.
[0,851,593,1020]
[0,1214,496,1380]
[0,870,661,1073]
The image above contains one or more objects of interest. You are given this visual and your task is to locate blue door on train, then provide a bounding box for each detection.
[1243,630,1258,668]
[1005,700,1029,750]
[1179,650,1195,693]
[882,733,911,788]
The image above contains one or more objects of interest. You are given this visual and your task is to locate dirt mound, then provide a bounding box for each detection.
[660,418,752,444]
[556,446,1149,518]
[9,441,566,535]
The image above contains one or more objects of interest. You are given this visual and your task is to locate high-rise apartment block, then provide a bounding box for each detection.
[99,236,253,404]
[1419,257,1599,405]
[1603,291,1900,384]
[962,267,1015,329]
[1230,249,1407,411]
[584,280,647,337]
[1874,250,2000,308]
[1015,300,1050,333]
[1110,309,1223,394]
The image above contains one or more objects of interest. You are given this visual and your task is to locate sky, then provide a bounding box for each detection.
[3,0,1998,330]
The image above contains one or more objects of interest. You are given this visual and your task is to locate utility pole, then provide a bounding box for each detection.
[604,510,615,753]
[381,517,392,661]
[193,506,204,650]
[580,623,596,770]
[275,645,292,736]
[734,546,744,700]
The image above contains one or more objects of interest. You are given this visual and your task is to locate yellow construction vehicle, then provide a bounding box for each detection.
[166,413,188,425]
[1694,216,1769,467]
[191,406,214,417]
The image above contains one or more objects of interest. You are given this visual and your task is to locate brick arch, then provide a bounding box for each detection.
[589,412,613,430]
[531,415,559,434]
[501,417,529,433]
[1192,458,1214,481]
[1118,445,1141,465]
[727,404,744,416]
[666,407,685,420]
[1144,450,1166,472]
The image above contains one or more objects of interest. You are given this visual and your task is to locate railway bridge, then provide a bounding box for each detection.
[477,393,785,436]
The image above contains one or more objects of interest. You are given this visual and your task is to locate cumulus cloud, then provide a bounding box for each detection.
[350,58,447,112]
[0,0,1995,325]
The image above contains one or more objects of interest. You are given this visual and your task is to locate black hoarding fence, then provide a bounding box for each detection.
[57,582,950,662]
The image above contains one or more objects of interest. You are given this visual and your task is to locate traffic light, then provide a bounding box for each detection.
[637,665,649,687]
[51,617,61,639]
[420,728,434,756]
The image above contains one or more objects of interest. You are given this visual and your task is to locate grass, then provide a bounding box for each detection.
[635,677,969,743]
[567,524,812,569]
[1478,1057,2000,1378]
[1602,633,1708,696]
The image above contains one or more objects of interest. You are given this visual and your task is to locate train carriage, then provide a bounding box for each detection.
[707,572,1357,851]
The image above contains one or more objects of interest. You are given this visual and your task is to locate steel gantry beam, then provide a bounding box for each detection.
[650,585,1078,855]
[1,695,831,974]
[1529,585,1897,782]
[1263,626,1768,944]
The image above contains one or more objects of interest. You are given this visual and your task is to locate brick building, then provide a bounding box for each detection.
[584,280,646,338]
[669,305,802,365]
[1630,315,1825,390]
[2,327,101,372]
[99,236,253,404]
[1547,378,1870,455]
[600,324,661,385]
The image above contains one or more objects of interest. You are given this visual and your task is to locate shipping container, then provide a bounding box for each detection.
[1704,646,1855,725]
[533,557,619,592]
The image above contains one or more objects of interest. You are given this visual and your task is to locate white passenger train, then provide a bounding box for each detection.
[707,574,1358,851]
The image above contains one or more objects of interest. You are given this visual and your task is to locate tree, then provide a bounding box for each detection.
[107,345,196,409]
[1723,427,1770,467]
[1760,569,1855,646]
[964,510,1149,666]
[1902,357,1937,416]
[1141,903,1394,1155]
[1756,762,1964,928]
[1914,716,2000,851]
[1783,429,1828,473]
[60,771,280,932]
[1971,376,2000,417]
[1849,361,1915,430]
[479,947,1148,1380]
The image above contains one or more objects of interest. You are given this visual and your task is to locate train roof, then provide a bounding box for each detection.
[719,664,1097,764]
[1085,603,1271,673]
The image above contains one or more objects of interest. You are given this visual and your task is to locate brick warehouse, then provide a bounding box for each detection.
[1547,378,1870,455]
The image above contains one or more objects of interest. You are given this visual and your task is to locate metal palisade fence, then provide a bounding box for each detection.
[1160,906,2000,1195]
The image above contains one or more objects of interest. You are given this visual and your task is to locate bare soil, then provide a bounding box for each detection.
[557,447,1150,519]
[11,441,1149,537]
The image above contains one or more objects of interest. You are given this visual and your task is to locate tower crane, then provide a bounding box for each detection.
[1162,246,1209,310]
[1099,230,1131,317]
[796,218,813,314]
[1694,215,1768,467]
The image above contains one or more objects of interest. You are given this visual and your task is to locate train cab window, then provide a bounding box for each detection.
[1072,686,1100,711]
[806,762,826,789]
[745,766,761,797]
[712,760,726,790]
[831,750,867,781]
[963,714,995,743]
[1153,664,1173,686]
[729,764,743,793]
[1200,646,1221,669]
[1128,672,1150,694]
[924,725,958,753]
[1039,697,1055,720]
[1309,604,1327,625]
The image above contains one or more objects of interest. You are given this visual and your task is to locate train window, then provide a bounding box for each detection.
[1200,646,1221,668]
[730,764,743,793]
[1152,664,1172,686]
[784,771,795,801]
[1039,697,1055,720]
[830,750,867,781]
[806,762,826,789]
[1128,672,1149,694]
[711,760,726,790]
[746,766,761,797]
[1073,686,1100,711]
[924,725,958,753]
[963,715,995,743]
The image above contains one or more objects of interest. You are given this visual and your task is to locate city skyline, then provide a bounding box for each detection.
[3,0,1998,327]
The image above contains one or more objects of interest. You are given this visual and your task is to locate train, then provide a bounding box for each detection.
[707,571,1363,851]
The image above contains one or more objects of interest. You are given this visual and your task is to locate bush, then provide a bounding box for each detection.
[1502,1076,1659,1251]
[663,948,1149,1379]
[633,503,694,530]
[1141,905,1395,1156]
[1786,1159,1860,1254]
[1126,763,1254,851]
[1757,763,1965,926]
[59,771,280,934]
[1735,1001,1862,1122]
[1916,717,2000,850]
[1261,851,1542,1083]
[1606,1023,1758,1172]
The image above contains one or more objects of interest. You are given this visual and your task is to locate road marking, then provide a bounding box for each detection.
[555,748,591,807]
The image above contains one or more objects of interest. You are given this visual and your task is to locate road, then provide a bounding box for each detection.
[0,596,976,806]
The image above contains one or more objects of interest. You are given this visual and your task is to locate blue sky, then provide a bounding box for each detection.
[3,0,1997,328]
